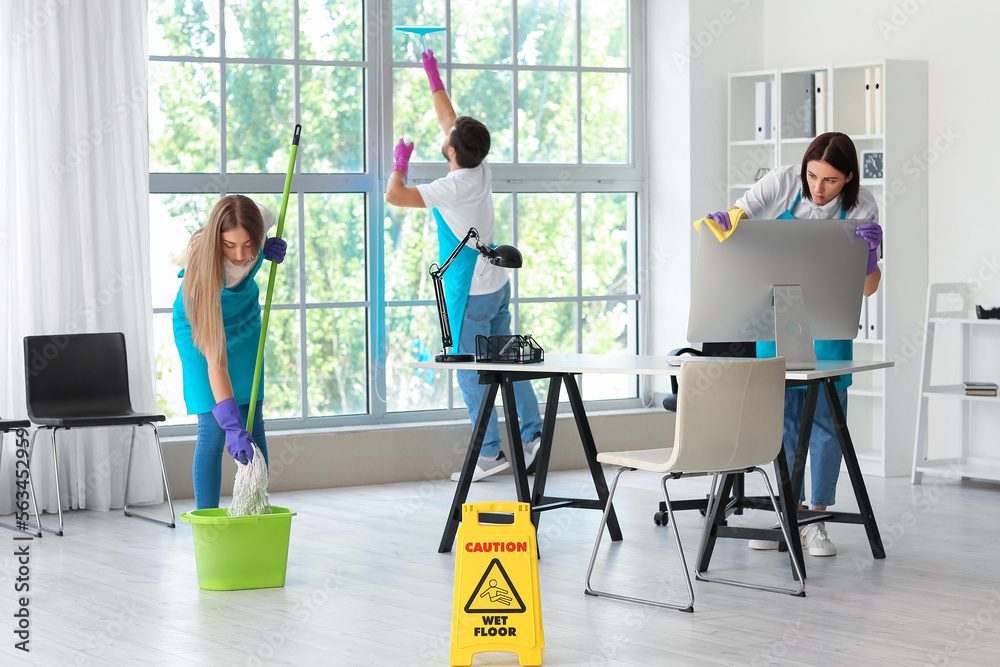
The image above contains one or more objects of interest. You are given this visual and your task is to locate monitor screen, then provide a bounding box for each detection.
[687,219,869,345]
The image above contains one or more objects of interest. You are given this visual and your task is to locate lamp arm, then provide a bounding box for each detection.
[428,228,481,354]
[431,227,480,279]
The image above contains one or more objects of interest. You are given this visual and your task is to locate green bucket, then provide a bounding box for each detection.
[179,506,296,591]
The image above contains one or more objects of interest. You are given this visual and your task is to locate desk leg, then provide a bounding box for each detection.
[499,377,531,505]
[563,374,622,542]
[791,384,820,505]
[775,447,807,581]
[530,377,562,528]
[822,378,885,559]
[697,473,735,572]
[438,381,499,553]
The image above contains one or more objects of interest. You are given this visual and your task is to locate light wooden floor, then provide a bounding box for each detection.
[2,466,999,666]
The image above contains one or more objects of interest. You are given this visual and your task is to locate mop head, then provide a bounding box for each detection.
[228,443,271,516]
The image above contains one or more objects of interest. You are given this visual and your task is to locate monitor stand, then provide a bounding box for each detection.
[772,285,817,371]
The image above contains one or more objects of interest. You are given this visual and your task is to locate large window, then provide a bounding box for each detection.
[149,0,644,430]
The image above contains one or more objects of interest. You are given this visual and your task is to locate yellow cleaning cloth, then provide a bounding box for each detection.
[694,208,744,242]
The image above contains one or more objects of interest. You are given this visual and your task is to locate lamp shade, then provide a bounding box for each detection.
[484,244,522,269]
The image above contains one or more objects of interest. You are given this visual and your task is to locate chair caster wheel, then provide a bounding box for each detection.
[653,511,669,526]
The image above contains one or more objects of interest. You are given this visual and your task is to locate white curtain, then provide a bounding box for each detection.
[0,0,163,514]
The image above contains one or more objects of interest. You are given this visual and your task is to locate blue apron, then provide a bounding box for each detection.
[172,256,266,415]
[755,190,853,390]
[434,208,479,354]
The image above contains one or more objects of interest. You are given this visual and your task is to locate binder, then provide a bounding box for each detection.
[803,73,815,137]
[963,382,998,396]
[771,83,778,138]
[755,81,772,140]
[873,66,883,135]
[867,290,881,339]
[814,71,827,135]
[860,296,869,340]
[864,68,874,135]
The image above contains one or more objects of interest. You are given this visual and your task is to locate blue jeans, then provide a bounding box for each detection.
[456,282,544,458]
[782,386,847,508]
[194,401,268,509]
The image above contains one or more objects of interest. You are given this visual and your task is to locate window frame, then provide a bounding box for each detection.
[149,0,649,436]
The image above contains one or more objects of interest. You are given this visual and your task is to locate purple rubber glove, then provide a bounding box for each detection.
[211,398,255,465]
[855,215,882,275]
[707,211,731,231]
[394,137,414,176]
[422,49,444,93]
[262,237,286,264]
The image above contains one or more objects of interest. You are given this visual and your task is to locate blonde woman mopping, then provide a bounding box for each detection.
[172,195,286,509]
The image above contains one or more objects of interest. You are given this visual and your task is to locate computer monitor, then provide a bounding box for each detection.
[687,219,870,370]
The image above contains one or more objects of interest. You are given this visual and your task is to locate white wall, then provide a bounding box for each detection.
[652,0,1000,329]
[760,0,1000,300]
[646,0,763,397]
[645,0,691,378]
[650,0,1000,469]
[759,0,1000,468]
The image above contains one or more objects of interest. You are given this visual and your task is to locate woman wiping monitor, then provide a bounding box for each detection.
[701,132,882,558]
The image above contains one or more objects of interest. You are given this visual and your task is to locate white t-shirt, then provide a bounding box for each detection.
[416,161,509,296]
[224,201,275,288]
[735,164,879,223]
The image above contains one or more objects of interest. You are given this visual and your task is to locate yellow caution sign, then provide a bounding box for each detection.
[451,502,543,666]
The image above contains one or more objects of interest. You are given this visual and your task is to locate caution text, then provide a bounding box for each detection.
[465,541,528,553]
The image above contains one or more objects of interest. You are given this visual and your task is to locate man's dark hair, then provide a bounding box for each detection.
[450,116,491,168]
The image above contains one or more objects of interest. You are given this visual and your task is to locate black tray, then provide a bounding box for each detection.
[475,334,544,364]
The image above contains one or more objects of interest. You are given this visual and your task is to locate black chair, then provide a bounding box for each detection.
[24,333,175,535]
[0,418,41,536]
[662,342,757,412]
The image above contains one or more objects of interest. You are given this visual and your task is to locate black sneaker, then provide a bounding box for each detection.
[523,432,542,474]
[450,451,511,482]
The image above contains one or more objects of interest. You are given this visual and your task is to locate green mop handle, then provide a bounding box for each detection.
[246,124,301,430]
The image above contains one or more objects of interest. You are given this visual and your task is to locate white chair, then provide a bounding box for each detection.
[584,356,804,612]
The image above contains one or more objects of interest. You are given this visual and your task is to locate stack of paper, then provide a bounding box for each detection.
[963,382,998,396]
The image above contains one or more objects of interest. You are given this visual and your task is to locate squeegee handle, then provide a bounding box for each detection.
[246,124,300,429]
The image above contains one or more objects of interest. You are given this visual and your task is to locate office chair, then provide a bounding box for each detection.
[0,418,41,536]
[585,357,804,612]
[655,341,756,526]
[662,342,755,412]
[24,333,175,535]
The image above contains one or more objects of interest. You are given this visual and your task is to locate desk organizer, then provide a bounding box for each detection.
[976,305,1000,320]
[476,334,544,364]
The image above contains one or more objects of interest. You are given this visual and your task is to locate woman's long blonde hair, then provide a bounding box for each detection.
[182,195,265,366]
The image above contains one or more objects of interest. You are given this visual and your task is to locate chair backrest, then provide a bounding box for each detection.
[668,357,786,473]
[24,333,134,420]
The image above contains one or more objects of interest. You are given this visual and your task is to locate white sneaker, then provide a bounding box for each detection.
[450,451,510,482]
[800,522,837,557]
[523,432,542,474]
[748,524,781,550]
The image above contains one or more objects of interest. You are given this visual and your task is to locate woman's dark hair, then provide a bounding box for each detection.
[800,132,860,211]
[450,116,491,168]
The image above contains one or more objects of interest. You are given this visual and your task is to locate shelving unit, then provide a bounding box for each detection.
[913,283,1000,484]
[727,60,928,477]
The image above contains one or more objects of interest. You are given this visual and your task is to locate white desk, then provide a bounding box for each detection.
[420,353,891,378]
[413,354,893,575]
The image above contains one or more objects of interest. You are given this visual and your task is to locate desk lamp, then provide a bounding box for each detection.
[430,227,522,362]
